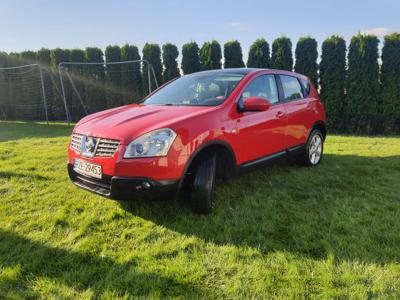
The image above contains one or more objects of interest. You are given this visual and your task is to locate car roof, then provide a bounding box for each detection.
[189,68,307,79]
[191,68,258,76]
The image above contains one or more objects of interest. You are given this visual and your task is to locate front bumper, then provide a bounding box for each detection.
[67,164,179,200]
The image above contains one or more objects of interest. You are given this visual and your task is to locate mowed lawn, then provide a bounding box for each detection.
[0,121,399,299]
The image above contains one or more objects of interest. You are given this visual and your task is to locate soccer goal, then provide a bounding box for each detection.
[0,64,69,123]
[58,60,158,122]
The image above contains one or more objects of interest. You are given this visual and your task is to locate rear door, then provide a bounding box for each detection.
[234,74,287,163]
[278,75,310,148]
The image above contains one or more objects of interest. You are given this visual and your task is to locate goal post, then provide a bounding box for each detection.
[0,64,51,123]
[58,60,158,123]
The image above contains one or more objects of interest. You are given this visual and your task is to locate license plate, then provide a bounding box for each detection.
[73,159,102,179]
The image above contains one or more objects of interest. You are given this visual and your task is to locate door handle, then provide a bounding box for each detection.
[306,103,312,110]
[276,111,285,118]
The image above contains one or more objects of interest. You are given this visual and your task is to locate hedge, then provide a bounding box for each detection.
[1,33,400,135]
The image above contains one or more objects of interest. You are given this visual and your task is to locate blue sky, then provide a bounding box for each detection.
[1,0,399,60]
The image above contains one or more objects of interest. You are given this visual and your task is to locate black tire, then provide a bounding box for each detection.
[190,152,217,214]
[297,129,324,167]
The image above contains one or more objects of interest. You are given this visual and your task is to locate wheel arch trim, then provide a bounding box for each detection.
[178,140,237,190]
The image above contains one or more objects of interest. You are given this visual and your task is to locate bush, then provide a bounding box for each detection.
[247,38,270,68]
[51,48,71,119]
[271,37,293,71]
[294,37,318,87]
[84,47,105,112]
[162,43,180,82]
[319,36,346,133]
[105,45,122,107]
[224,40,245,68]
[19,51,37,64]
[181,42,201,74]
[121,44,143,102]
[380,33,400,134]
[200,40,222,70]
[69,49,86,118]
[346,34,380,134]
[142,43,162,95]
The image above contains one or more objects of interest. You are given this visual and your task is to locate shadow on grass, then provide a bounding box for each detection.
[0,121,72,142]
[0,171,49,181]
[0,229,213,298]
[120,154,400,264]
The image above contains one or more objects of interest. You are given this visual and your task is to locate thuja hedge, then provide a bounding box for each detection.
[0,33,400,134]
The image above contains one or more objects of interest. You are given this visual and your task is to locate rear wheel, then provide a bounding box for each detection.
[189,152,217,214]
[298,129,324,166]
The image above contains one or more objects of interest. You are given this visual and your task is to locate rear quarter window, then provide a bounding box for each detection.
[280,75,304,101]
[300,79,311,96]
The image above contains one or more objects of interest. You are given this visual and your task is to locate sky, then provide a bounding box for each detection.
[1,0,399,61]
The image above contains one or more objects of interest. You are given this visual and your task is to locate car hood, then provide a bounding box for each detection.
[73,104,215,144]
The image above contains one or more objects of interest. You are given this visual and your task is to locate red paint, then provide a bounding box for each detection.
[68,69,326,181]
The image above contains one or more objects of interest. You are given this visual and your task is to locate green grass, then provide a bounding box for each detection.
[0,121,400,299]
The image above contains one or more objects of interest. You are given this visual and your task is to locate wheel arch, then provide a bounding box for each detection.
[178,140,237,190]
[310,120,327,141]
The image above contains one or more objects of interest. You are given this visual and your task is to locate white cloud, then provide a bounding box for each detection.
[228,21,246,32]
[360,27,393,37]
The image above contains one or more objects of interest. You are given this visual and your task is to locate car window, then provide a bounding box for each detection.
[280,75,304,101]
[144,73,244,106]
[240,75,279,105]
[300,78,311,96]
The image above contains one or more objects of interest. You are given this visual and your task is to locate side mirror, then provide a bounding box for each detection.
[241,97,271,112]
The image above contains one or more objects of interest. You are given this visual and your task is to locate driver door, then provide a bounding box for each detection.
[234,74,287,164]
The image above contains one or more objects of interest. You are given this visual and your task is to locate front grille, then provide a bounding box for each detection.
[71,134,83,153]
[96,138,120,157]
[70,134,120,158]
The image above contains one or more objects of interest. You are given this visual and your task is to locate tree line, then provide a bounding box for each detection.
[0,33,399,134]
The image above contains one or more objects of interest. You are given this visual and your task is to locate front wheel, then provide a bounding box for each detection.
[298,129,324,166]
[189,152,217,214]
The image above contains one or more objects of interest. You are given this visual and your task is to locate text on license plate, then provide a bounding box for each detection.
[73,159,102,179]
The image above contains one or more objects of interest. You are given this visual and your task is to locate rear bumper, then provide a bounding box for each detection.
[67,164,179,200]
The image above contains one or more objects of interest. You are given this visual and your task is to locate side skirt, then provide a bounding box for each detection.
[239,144,305,173]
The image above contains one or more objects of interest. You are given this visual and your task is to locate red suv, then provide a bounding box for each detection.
[68,68,326,213]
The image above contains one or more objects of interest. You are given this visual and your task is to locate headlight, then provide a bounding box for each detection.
[123,128,177,158]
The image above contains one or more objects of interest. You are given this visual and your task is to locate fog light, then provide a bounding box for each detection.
[142,181,151,190]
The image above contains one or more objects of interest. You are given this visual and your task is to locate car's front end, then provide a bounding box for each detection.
[67,126,185,200]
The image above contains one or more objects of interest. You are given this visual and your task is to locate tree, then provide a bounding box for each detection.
[84,47,105,112]
[181,42,201,75]
[20,50,37,64]
[200,40,222,70]
[105,45,122,107]
[295,36,318,87]
[162,43,180,82]
[224,40,245,68]
[247,38,270,68]
[271,37,293,71]
[121,44,143,103]
[0,52,10,119]
[319,36,346,132]
[142,43,162,95]
[346,34,380,134]
[69,49,86,119]
[380,33,400,134]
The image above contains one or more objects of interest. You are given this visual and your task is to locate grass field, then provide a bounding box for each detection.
[0,121,399,299]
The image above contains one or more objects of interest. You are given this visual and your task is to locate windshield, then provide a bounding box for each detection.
[143,73,245,106]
